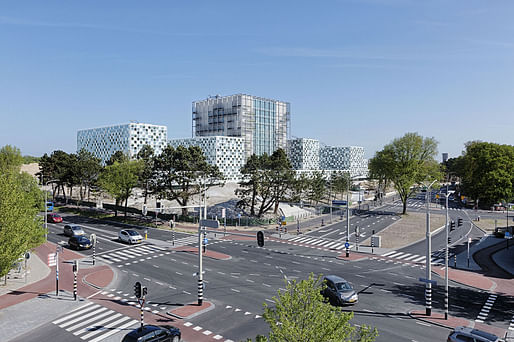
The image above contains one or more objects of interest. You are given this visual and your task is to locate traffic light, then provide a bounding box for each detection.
[448,237,452,244]
[134,281,142,299]
[142,286,147,297]
[457,218,463,227]
[450,221,455,231]
[257,231,264,247]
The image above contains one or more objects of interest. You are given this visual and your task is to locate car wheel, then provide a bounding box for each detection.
[172,336,180,342]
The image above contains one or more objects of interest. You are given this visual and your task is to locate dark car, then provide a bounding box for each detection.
[447,326,500,342]
[63,224,85,237]
[47,213,63,223]
[68,236,92,250]
[122,325,181,342]
[322,275,358,305]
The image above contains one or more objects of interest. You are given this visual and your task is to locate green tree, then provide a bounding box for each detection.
[38,150,72,201]
[306,171,326,205]
[151,145,224,216]
[0,145,24,174]
[459,142,514,207]
[136,145,155,205]
[250,273,377,342]
[106,151,129,166]
[0,172,46,278]
[369,133,440,214]
[331,171,350,200]
[236,154,262,216]
[97,160,143,216]
[76,149,102,201]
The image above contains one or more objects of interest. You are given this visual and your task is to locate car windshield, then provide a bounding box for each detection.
[127,231,140,236]
[336,282,352,291]
[72,226,82,231]
[77,236,89,242]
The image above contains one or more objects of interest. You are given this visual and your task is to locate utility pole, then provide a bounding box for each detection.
[197,181,205,306]
[346,178,350,258]
[444,185,449,320]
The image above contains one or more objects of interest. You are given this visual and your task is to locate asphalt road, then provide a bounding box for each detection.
[17,203,513,342]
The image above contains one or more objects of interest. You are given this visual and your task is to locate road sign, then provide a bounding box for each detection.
[90,233,96,244]
[203,238,208,244]
[237,213,241,219]
[221,208,226,218]
[200,219,220,229]
[506,232,512,239]
[25,252,30,259]
[332,200,347,206]
[419,277,437,285]
[344,242,350,248]
[47,253,56,267]
[142,205,147,216]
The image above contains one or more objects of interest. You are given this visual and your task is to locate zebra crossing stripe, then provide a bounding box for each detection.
[52,304,101,324]
[68,310,115,332]
[72,311,118,336]
[59,307,108,328]
[387,252,405,258]
[87,319,138,342]
[403,254,420,261]
[412,256,426,262]
[395,253,412,260]
[382,251,397,257]
[324,241,339,248]
[81,315,132,340]
[66,302,94,314]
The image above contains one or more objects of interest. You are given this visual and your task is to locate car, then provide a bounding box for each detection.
[47,213,63,223]
[118,229,143,244]
[122,324,181,342]
[447,326,500,342]
[68,235,92,250]
[322,275,358,305]
[63,224,85,237]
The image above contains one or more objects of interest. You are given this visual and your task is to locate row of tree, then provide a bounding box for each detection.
[0,145,46,278]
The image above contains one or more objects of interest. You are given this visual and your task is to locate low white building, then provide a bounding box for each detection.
[169,136,245,181]
[77,123,168,165]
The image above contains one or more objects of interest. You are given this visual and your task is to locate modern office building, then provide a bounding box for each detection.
[169,136,245,181]
[77,123,167,164]
[287,138,368,177]
[442,152,449,163]
[192,94,290,158]
[320,145,367,176]
[287,138,320,170]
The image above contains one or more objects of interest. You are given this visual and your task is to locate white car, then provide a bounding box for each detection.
[118,229,143,244]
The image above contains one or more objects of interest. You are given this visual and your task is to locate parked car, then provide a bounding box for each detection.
[321,275,358,305]
[68,235,92,250]
[122,324,181,342]
[47,213,63,223]
[118,229,143,244]
[63,224,85,237]
[447,326,500,342]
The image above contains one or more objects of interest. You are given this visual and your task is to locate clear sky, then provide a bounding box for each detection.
[1,0,513,160]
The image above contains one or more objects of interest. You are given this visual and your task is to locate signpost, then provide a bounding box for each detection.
[222,208,226,236]
[419,277,437,285]
[73,260,79,300]
[506,231,511,249]
[467,237,471,268]
[90,233,96,265]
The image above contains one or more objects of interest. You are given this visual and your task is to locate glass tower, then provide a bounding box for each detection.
[192,94,290,158]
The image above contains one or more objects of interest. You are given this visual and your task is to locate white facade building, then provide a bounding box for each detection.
[192,94,290,158]
[287,138,320,170]
[169,136,245,181]
[77,123,167,164]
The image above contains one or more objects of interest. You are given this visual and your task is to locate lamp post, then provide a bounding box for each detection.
[346,174,359,258]
[424,179,437,316]
[42,177,58,242]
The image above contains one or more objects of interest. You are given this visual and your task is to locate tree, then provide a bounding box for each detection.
[97,160,143,216]
[0,172,46,278]
[331,171,350,200]
[151,145,224,216]
[76,149,102,201]
[369,133,440,214]
[306,171,326,205]
[250,273,377,342]
[38,150,72,201]
[106,151,129,166]
[459,142,514,207]
[136,145,155,205]
[0,145,24,174]
[236,149,295,217]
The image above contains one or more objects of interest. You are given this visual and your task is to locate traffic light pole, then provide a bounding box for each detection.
[424,180,436,316]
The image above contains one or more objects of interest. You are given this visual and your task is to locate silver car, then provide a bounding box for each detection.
[63,224,85,237]
[118,229,143,244]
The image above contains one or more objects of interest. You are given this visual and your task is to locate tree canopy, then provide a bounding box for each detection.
[250,273,377,342]
[151,145,224,216]
[369,133,440,214]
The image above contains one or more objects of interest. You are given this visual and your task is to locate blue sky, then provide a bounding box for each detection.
[1,0,513,160]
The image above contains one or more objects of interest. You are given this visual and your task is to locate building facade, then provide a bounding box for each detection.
[287,138,320,170]
[320,145,367,177]
[192,94,290,158]
[169,136,245,181]
[77,123,167,164]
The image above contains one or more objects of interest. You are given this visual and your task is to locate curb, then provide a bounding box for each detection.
[166,301,215,320]
[407,310,467,331]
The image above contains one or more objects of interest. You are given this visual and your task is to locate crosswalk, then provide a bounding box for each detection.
[167,235,198,247]
[52,302,138,342]
[380,250,446,265]
[286,235,353,250]
[98,244,167,264]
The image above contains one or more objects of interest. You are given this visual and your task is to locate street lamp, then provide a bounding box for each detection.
[439,185,455,320]
[42,176,58,242]
[346,174,360,258]
[423,179,437,316]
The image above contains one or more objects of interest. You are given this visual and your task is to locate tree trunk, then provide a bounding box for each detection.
[402,200,407,215]
[62,185,67,203]
[124,197,128,217]
[115,199,119,217]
